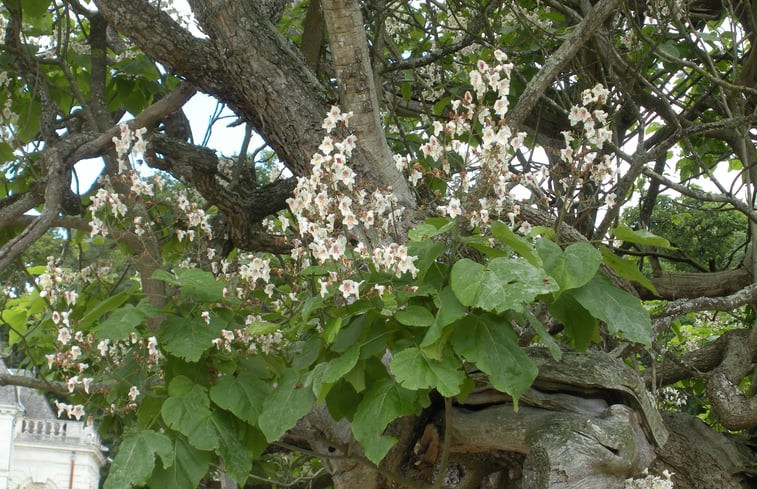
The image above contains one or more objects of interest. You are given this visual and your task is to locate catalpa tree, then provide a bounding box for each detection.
[0,0,755,488]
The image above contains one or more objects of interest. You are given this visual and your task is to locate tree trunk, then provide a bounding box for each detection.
[321,0,415,206]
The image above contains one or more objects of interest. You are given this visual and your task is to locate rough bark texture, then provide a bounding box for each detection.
[95,0,328,177]
[321,0,415,206]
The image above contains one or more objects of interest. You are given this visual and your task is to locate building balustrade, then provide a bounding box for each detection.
[15,418,99,447]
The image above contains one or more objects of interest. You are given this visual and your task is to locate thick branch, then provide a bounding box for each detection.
[148,135,295,252]
[3,0,59,141]
[507,0,623,131]
[657,283,757,319]
[639,267,753,301]
[69,82,197,162]
[0,134,90,273]
[644,329,743,388]
[322,0,415,206]
[0,372,71,397]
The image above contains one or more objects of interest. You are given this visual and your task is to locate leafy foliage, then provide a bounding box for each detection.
[2,0,756,487]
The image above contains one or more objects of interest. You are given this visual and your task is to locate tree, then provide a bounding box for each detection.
[1,0,756,488]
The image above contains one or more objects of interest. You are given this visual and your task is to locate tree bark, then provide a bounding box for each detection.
[321,0,416,206]
[94,0,328,177]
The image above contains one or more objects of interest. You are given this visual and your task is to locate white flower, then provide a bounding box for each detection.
[319,136,334,155]
[318,279,330,297]
[518,220,532,235]
[493,97,508,117]
[569,105,591,126]
[128,386,140,401]
[147,336,159,356]
[447,198,462,218]
[97,339,110,357]
[70,404,85,420]
[338,280,362,302]
[57,327,71,345]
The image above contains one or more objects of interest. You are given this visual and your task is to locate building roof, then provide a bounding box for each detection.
[0,357,20,408]
[0,358,55,418]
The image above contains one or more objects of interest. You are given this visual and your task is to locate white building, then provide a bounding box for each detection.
[0,361,105,489]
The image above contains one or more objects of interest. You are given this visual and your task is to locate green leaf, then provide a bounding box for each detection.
[401,80,413,101]
[476,258,559,313]
[247,320,280,336]
[600,246,658,296]
[210,415,253,484]
[160,316,219,362]
[408,240,446,279]
[570,275,652,345]
[161,376,219,451]
[395,305,435,327]
[23,0,51,19]
[543,242,601,291]
[421,287,465,358]
[2,307,27,344]
[408,223,438,241]
[390,347,465,397]
[450,258,485,306]
[535,236,562,269]
[451,314,537,405]
[104,429,172,489]
[325,381,360,421]
[352,378,425,464]
[323,316,342,344]
[177,268,227,302]
[612,224,672,248]
[258,369,314,442]
[210,374,272,425]
[548,293,598,351]
[491,221,542,266]
[322,343,361,385]
[150,436,212,489]
[94,304,145,341]
[78,290,131,329]
[154,268,226,302]
[523,309,562,361]
[452,257,558,313]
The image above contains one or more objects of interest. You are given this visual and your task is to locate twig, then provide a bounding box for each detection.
[432,397,452,489]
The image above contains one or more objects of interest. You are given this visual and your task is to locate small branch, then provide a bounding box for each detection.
[641,167,757,224]
[273,441,431,489]
[68,82,197,162]
[431,398,452,489]
[507,0,623,131]
[655,283,757,320]
[0,372,105,397]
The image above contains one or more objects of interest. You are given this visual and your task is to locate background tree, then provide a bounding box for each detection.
[1,0,756,488]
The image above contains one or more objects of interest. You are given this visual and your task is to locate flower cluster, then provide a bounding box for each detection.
[37,256,78,303]
[175,189,212,241]
[558,83,619,208]
[287,105,419,290]
[112,124,148,172]
[0,71,19,145]
[397,51,533,232]
[624,469,674,488]
[54,400,86,421]
[213,329,284,354]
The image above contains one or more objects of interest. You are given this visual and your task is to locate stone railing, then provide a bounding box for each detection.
[15,418,100,447]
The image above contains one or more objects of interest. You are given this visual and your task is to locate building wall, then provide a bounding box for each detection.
[7,419,104,489]
[0,406,21,489]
